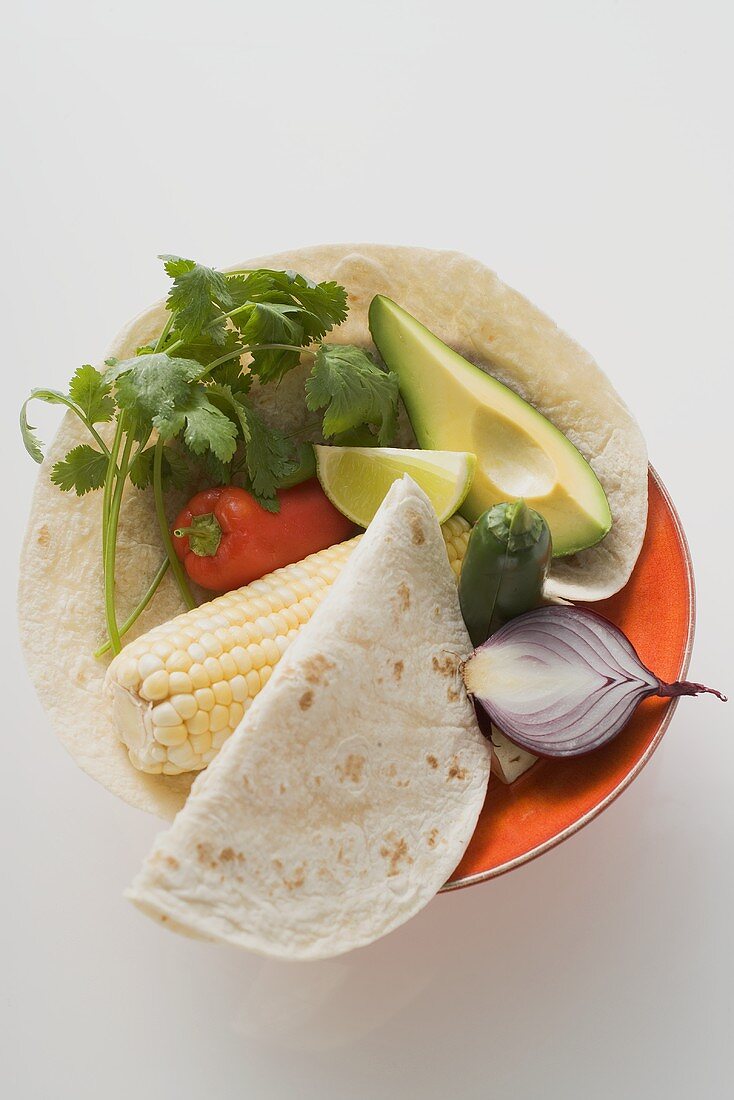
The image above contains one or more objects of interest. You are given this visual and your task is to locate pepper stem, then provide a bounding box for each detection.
[173,512,223,558]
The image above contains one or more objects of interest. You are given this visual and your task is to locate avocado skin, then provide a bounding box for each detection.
[368,295,612,558]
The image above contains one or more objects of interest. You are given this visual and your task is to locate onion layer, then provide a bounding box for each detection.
[462,606,726,757]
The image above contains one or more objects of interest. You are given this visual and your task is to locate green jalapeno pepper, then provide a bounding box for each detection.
[459,499,552,647]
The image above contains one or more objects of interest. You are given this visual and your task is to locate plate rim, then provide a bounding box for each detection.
[441,464,695,892]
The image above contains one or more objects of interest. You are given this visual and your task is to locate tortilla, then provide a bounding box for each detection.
[18,245,647,818]
[126,477,491,958]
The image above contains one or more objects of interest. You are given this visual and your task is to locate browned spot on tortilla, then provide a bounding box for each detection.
[386,763,397,778]
[380,833,414,877]
[396,582,410,611]
[196,842,212,864]
[447,685,460,702]
[283,865,306,891]
[302,654,335,686]
[272,858,283,872]
[427,828,439,849]
[164,855,179,870]
[396,779,410,788]
[37,524,51,547]
[447,755,468,781]
[432,653,459,677]
[426,754,439,769]
[314,775,322,786]
[242,775,250,790]
[279,783,286,794]
[336,754,366,784]
[299,689,314,710]
[219,847,244,864]
[393,660,404,682]
[407,509,426,545]
[160,915,168,923]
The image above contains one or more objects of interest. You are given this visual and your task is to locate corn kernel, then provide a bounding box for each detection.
[151,701,183,728]
[211,728,231,750]
[213,681,232,707]
[199,632,223,658]
[189,663,209,689]
[186,711,210,736]
[170,693,198,720]
[140,670,170,702]
[153,723,188,747]
[194,688,215,712]
[138,653,164,679]
[191,731,212,755]
[229,702,244,728]
[203,656,223,682]
[210,704,229,733]
[168,670,193,695]
[166,649,193,673]
[219,653,237,680]
[248,643,266,670]
[245,668,261,697]
[230,674,248,702]
[167,741,196,768]
[231,647,252,675]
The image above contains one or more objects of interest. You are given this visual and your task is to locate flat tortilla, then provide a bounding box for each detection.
[18,245,647,818]
[127,477,492,959]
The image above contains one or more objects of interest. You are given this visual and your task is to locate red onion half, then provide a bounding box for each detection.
[462,606,726,757]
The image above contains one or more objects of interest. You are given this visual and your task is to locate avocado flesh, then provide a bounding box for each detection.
[369,296,611,557]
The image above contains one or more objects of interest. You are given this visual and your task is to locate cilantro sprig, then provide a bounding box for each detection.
[20,254,398,657]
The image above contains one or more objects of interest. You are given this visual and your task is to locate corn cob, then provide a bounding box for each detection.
[106,514,471,776]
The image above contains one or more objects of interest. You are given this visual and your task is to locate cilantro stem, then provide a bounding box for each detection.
[153,438,196,611]
[93,558,170,659]
[104,421,135,654]
[102,415,125,565]
[154,313,174,353]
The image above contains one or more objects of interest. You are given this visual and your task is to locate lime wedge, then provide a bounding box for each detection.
[314,446,476,527]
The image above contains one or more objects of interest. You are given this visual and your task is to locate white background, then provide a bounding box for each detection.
[3,2,732,1097]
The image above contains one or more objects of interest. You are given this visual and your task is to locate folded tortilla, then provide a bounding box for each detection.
[19,245,647,818]
[126,477,491,958]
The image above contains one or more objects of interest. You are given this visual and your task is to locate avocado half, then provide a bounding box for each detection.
[368,295,611,557]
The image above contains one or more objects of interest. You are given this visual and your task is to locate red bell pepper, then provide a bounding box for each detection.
[172,479,356,593]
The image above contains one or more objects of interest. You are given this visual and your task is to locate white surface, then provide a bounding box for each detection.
[3,2,732,1097]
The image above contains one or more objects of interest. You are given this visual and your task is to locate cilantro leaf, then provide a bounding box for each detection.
[68,365,115,424]
[155,387,239,464]
[236,302,305,384]
[238,401,296,508]
[50,444,108,495]
[305,344,399,446]
[110,354,198,435]
[272,273,348,340]
[161,328,243,370]
[237,300,304,346]
[207,357,251,395]
[225,271,279,309]
[198,449,233,486]
[160,255,233,344]
[129,444,190,491]
[20,386,95,462]
[20,400,44,462]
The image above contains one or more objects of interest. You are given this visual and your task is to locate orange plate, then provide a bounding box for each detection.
[444,467,694,890]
